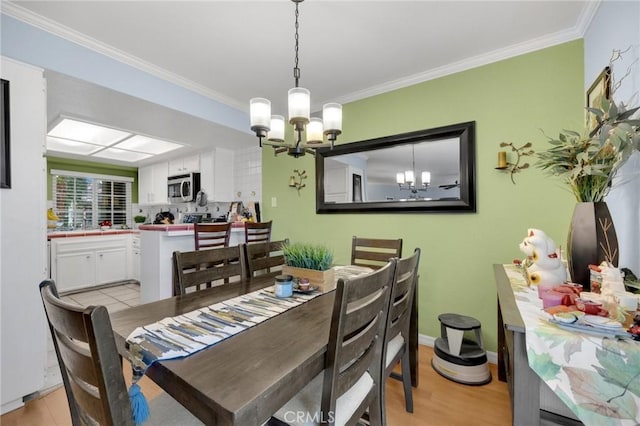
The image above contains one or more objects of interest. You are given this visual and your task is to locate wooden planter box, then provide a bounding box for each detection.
[282,266,335,292]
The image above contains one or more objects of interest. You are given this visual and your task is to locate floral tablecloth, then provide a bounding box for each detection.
[503,264,640,425]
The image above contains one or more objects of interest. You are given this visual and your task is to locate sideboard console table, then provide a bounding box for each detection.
[495,264,583,426]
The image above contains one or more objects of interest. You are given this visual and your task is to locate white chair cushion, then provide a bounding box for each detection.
[272,371,374,426]
[385,333,405,368]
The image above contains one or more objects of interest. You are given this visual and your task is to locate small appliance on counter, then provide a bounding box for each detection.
[153,211,175,224]
[180,212,211,223]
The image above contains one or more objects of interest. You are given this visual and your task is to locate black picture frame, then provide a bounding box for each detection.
[586,66,611,137]
[352,174,362,202]
[1,79,10,189]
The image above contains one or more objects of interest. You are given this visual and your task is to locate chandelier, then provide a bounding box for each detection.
[396,144,430,194]
[249,0,342,158]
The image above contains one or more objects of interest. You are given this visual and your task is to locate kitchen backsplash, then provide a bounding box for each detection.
[134,201,231,224]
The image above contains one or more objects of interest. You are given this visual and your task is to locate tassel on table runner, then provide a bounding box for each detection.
[129,367,149,425]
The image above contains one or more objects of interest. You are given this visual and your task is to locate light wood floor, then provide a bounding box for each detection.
[1,345,511,425]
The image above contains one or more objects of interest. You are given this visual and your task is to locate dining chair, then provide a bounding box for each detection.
[38,279,202,426]
[194,222,232,250]
[382,248,421,419]
[173,244,246,295]
[244,239,288,278]
[270,259,396,426]
[351,236,403,270]
[244,220,273,244]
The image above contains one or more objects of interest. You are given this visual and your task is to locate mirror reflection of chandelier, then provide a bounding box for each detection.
[249,0,342,158]
[397,144,430,193]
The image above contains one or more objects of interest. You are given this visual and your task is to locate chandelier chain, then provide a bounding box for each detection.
[293,0,300,87]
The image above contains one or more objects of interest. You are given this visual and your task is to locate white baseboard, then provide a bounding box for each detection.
[418,333,498,365]
[1,399,25,415]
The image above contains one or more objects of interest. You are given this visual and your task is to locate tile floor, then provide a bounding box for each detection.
[43,283,141,391]
[60,282,141,311]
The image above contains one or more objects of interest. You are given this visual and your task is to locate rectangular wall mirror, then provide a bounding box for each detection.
[316,121,476,213]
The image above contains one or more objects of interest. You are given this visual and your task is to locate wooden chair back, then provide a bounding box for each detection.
[321,259,396,425]
[244,220,272,244]
[381,248,421,418]
[194,222,232,250]
[39,279,134,426]
[351,236,403,269]
[244,239,288,278]
[173,244,246,295]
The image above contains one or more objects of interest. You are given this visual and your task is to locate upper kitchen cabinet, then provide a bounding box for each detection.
[138,162,168,205]
[168,154,199,176]
[200,148,234,202]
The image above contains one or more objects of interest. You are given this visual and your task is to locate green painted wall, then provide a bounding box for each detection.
[262,40,584,352]
[47,157,139,202]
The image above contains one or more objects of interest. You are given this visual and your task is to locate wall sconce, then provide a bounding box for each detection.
[496,142,535,184]
[289,169,307,195]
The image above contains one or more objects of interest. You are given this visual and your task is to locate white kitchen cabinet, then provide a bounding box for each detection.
[138,162,168,205]
[55,251,95,291]
[131,235,141,281]
[168,154,199,176]
[200,148,234,201]
[50,235,130,292]
[96,248,128,284]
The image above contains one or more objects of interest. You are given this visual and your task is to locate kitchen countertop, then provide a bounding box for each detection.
[47,229,139,240]
[139,222,246,232]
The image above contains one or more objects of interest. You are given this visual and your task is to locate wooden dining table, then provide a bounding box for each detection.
[110,272,419,425]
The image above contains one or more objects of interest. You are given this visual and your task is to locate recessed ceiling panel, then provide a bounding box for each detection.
[46,136,103,155]
[49,118,131,146]
[91,147,153,162]
[115,135,182,155]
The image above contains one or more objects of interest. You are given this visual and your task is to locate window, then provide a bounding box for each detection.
[51,170,132,229]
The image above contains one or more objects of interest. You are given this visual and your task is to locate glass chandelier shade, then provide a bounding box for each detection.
[248,0,342,157]
[397,145,430,191]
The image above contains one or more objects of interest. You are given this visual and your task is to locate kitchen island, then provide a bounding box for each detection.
[138,223,245,302]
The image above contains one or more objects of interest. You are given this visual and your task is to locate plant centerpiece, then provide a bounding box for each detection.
[282,242,335,292]
[536,50,640,288]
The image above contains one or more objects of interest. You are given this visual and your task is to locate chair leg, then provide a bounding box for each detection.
[368,391,383,426]
[380,375,387,426]
[401,350,413,413]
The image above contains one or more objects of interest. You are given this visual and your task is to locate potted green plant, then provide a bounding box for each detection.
[282,242,335,292]
[134,215,147,229]
[536,53,640,288]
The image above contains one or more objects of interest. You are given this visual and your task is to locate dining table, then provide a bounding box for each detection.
[110,270,419,425]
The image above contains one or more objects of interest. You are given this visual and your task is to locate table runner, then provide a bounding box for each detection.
[125,265,374,372]
[503,264,640,425]
[125,286,322,371]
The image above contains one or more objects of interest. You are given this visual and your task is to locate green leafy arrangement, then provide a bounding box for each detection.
[537,50,640,202]
[283,242,333,271]
[134,215,147,223]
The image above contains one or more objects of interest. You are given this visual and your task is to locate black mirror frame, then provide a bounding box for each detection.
[315,121,476,213]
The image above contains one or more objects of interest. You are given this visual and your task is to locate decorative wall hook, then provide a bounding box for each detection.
[289,169,307,195]
[496,142,535,184]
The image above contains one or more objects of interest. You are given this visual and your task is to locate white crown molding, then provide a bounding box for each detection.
[4,0,601,114]
[2,2,247,111]
[332,2,600,107]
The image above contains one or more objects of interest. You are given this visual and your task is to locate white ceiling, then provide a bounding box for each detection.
[6,0,596,165]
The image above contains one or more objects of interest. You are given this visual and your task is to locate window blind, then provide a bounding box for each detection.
[52,172,132,229]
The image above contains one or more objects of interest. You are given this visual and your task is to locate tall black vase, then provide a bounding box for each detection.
[567,202,619,290]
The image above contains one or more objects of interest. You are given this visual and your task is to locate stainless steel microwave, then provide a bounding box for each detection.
[167,172,201,203]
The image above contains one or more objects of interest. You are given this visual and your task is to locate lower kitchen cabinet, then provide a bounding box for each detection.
[131,235,141,281]
[50,235,132,292]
